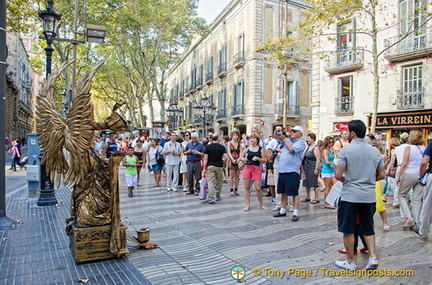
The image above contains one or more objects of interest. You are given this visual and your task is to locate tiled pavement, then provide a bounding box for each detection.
[1,166,432,284]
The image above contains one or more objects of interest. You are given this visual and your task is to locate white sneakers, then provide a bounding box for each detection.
[335,258,379,271]
[364,258,379,270]
[335,260,357,270]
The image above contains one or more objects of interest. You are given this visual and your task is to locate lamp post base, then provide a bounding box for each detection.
[0,216,16,230]
[37,188,58,206]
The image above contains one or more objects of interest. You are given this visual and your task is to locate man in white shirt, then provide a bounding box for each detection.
[163,132,182,192]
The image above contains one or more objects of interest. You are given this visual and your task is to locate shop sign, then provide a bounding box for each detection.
[372,111,432,129]
[335,122,348,130]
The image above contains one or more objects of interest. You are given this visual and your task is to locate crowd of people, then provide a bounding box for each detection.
[92,121,431,271]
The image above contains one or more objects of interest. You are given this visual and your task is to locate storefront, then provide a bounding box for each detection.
[368,109,432,151]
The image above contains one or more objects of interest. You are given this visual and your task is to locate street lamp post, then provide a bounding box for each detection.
[39,0,61,79]
[166,107,183,131]
[193,97,216,139]
[37,0,61,206]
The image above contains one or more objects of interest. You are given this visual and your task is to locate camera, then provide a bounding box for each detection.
[276,131,282,135]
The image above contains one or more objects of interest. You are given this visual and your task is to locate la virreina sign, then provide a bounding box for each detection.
[369,110,432,129]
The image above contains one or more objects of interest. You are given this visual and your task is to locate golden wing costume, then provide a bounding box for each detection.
[36,62,128,258]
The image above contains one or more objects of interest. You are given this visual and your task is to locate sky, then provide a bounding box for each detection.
[197,0,232,23]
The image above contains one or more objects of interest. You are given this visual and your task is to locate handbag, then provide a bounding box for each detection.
[238,147,248,171]
[238,161,245,171]
[325,181,343,208]
[199,175,207,200]
[155,148,165,165]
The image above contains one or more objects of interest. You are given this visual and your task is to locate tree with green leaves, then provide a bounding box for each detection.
[261,0,431,134]
[92,0,207,126]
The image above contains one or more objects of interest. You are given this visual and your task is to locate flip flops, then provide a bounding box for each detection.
[301,198,311,202]
[311,200,320,204]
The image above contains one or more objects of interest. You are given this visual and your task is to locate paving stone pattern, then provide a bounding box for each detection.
[121,170,432,284]
[0,184,150,285]
[2,167,432,284]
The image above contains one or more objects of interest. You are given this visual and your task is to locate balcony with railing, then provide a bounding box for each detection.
[335,96,354,115]
[396,87,424,109]
[233,51,245,69]
[384,31,432,62]
[231,104,245,116]
[324,49,364,74]
[217,62,227,78]
[205,71,214,85]
[216,109,227,120]
[276,103,300,117]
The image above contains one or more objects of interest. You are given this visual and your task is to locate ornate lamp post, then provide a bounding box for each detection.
[166,107,183,131]
[193,97,216,139]
[37,0,61,206]
[39,0,61,79]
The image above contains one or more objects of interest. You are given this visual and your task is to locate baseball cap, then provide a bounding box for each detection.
[291,126,304,134]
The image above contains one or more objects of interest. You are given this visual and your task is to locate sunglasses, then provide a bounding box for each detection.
[291,130,298,133]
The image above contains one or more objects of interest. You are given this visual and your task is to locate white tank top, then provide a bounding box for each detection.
[405,145,425,174]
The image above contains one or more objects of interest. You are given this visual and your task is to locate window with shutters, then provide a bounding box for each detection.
[216,88,227,119]
[335,76,353,115]
[232,81,244,116]
[397,64,424,109]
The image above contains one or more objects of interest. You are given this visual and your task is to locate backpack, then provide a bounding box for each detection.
[155,147,165,165]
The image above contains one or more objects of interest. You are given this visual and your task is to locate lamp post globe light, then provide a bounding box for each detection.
[39,0,61,79]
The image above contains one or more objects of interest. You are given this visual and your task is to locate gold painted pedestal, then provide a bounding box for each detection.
[70,224,128,263]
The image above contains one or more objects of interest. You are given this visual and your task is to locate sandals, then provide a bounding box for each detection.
[230,189,235,197]
[301,198,311,202]
[311,200,320,204]
[259,205,268,210]
[243,206,250,212]
[324,205,336,209]
[234,189,240,196]
[383,225,390,231]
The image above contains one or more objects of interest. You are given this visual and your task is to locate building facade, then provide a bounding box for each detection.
[5,33,35,142]
[168,0,311,138]
[311,0,432,145]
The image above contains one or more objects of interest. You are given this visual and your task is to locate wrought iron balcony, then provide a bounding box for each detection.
[276,103,300,117]
[217,63,227,77]
[397,87,424,109]
[335,96,354,115]
[384,31,432,62]
[231,104,244,116]
[324,49,364,74]
[233,51,245,69]
[216,109,227,120]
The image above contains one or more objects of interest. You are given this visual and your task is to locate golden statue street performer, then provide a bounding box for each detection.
[36,61,129,261]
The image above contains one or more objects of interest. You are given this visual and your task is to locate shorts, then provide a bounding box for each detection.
[337,201,376,235]
[277,172,300,196]
[241,164,262,180]
[125,175,137,188]
[152,164,163,171]
[321,173,335,178]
